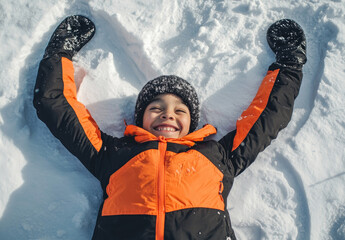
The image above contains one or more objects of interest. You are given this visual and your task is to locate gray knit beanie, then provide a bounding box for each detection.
[135,75,200,132]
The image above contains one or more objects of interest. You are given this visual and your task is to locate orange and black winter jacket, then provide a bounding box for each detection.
[33,53,302,240]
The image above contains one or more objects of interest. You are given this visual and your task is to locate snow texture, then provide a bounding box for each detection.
[1,0,345,239]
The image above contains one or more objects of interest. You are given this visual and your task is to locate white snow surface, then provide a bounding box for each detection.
[1,0,345,239]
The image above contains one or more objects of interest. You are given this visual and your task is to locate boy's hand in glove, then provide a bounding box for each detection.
[267,19,307,69]
[43,15,95,59]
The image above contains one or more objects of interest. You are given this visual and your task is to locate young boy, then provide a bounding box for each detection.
[33,16,306,240]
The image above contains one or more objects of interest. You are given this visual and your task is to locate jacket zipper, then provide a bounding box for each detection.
[156,138,167,240]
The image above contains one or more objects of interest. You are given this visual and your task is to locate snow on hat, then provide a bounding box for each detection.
[135,75,200,132]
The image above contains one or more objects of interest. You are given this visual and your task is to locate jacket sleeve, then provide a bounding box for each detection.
[33,53,116,179]
[218,63,303,176]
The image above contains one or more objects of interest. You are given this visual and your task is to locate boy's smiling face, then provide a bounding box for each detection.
[142,94,191,138]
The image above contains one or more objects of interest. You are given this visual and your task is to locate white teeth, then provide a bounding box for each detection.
[156,127,176,132]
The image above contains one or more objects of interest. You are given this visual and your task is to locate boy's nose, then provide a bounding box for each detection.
[161,111,175,120]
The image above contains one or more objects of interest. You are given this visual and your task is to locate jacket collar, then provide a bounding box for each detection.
[124,124,217,147]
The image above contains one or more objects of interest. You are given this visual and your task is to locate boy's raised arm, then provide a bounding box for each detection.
[33,16,110,178]
[219,19,306,176]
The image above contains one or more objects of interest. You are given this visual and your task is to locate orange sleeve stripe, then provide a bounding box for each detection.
[232,69,280,151]
[61,57,103,152]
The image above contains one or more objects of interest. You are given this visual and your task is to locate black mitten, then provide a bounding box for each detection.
[43,15,95,59]
[267,19,307,69]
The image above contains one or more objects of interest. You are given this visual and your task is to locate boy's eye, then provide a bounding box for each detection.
[150,106,162,111]
[176,109,187,114]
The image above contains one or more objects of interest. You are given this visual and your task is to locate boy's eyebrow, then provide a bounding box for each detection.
[151,96,162,101]
[150,97,163,104]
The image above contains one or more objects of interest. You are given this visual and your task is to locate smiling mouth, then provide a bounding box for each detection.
[154,126,178,132]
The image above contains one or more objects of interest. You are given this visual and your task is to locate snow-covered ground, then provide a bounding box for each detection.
[1,0,345,239]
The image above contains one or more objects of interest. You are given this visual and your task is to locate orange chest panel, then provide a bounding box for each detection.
[102,144,225,216]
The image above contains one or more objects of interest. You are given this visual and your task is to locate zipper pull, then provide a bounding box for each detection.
[158,136,167,142]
